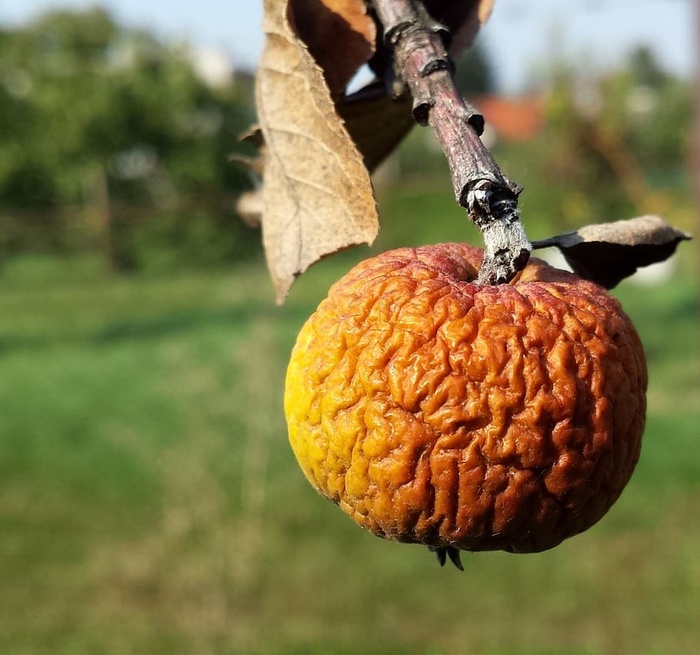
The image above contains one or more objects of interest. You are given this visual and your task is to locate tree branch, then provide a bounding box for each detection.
[372,0,531,284]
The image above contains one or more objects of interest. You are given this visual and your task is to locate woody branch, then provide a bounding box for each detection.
[372,0,531,284]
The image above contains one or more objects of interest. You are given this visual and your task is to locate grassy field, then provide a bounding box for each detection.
[0,189,698,654]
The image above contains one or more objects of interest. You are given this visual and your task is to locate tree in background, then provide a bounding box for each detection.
[0,8,257,270]
[453,40,494,97]
[534,45,693,231]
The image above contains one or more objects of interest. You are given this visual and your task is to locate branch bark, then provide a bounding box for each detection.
[372,0,531,284]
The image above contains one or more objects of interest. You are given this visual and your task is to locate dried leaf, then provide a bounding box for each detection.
[230,151,265,179]
[340,81,414,172]
[251,0,494,299]
[236,189,264,228]
[239,125,264,148]
[531,215,692,289]
[257,0,379,303]
[431,0,494,56]
[231,127,264,218]
[290,0,376,99]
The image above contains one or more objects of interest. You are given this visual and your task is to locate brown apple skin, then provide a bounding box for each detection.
[285,243,648,553]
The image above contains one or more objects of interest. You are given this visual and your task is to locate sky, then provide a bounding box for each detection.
[0,0,695,93]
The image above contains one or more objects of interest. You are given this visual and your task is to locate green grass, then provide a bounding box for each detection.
[0,197,698,654]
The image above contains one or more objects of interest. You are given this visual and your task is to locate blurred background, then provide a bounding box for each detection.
[0,1,698,653]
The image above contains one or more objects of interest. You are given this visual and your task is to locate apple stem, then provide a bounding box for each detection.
[371,0,531,284]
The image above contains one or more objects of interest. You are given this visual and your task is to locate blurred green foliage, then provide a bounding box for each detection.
[0,8,258,268]
[536,45,693,231]
[453,41,494,96]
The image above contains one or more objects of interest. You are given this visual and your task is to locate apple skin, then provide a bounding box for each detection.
[285,243,648,553]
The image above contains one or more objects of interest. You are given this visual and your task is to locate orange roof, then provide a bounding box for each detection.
[474,96,544,142]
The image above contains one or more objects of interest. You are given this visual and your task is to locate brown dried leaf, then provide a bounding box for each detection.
[236,189,264,229]
[257,0,379,303]
[290,0,376,99]
[531,215,692,288]
[451,0,494,55]
[340,81,414,172]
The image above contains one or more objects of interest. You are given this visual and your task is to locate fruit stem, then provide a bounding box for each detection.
[371,0,531,284]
